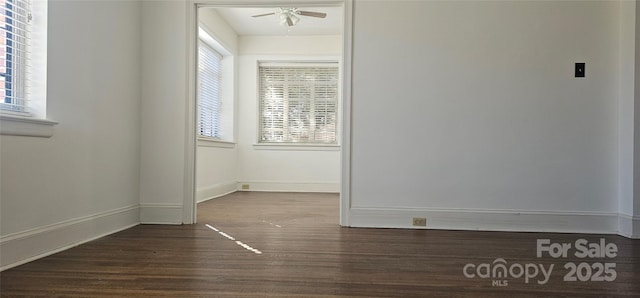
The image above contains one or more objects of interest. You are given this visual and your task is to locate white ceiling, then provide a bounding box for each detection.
[209,6,343,36]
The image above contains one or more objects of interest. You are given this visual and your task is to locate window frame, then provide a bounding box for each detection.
[196,25,234,147]
[0,0,54,137]
[256,61,340,146]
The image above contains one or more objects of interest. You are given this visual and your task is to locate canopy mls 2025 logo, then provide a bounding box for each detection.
[463,238,618,287]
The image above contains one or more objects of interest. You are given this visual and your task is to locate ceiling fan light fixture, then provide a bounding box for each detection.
[278,8,299,26]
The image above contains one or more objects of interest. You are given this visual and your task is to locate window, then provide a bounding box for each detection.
[197,40,222,139]
[258,63,338,144]
[0,0,52,137]
[196,25,234,145]
[0,0,30,114]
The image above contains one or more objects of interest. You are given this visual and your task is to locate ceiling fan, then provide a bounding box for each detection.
[252,8,327,27]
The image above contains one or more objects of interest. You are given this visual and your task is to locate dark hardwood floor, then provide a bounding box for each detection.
[2,192,639,297]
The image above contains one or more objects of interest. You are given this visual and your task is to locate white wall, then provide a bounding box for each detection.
[240,35,343,55]
[349,0,625,234]
[635,0,640,219]
[634,0,640,235]
[196,8,239,202]
[0,0,141,269]
[139,0,189,223]
[618,0,639,238]
[236,35,342,192]
[196,143,237,202]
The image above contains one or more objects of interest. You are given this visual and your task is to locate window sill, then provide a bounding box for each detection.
[197,138,236,148]
[253,143,340,151]
[0,114,57,138]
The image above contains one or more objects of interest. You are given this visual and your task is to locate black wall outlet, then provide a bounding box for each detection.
[575,63,585,78]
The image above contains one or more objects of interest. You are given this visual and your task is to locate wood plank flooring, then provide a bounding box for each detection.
[2,192,640,297]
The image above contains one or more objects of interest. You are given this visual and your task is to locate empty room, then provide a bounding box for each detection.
[1,0,640,296]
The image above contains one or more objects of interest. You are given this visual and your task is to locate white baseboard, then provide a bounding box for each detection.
[0,205,139,271]
[139,204,183,224]
[617,214,640,239]
[349,207,621,235]
[237,181,339,193]
[197,182,237,203]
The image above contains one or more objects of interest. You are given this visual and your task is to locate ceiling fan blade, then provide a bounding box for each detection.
[297,11,327,18]
[286,16,294,26]
[252,12,275,17]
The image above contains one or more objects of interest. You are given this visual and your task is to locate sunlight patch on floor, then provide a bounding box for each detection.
[205,224,262,254]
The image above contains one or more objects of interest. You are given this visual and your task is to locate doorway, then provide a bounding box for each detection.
[189,1,351,226]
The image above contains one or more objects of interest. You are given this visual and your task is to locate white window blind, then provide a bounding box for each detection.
[259,63,338,144]
[198,40,222,139]
[0,0,30,114]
